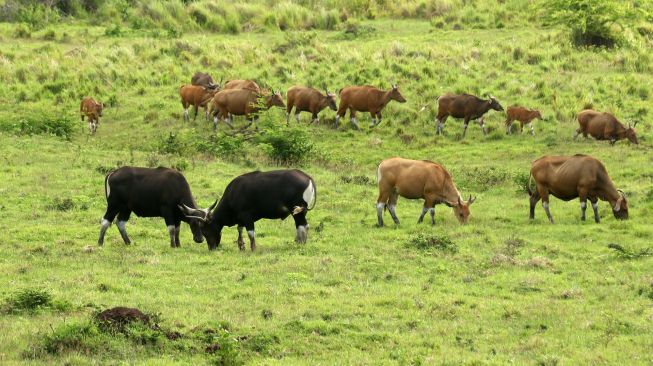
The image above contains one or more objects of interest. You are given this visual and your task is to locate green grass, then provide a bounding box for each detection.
[1,12,653,365]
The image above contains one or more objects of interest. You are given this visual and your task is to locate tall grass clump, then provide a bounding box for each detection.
[256,126,314,165]
[542,0,648,48]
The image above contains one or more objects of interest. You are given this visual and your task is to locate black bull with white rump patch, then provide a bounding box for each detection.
[180,169,317,251]
[98,166,212,248]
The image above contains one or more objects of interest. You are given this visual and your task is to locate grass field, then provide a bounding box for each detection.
[1,5,653,365]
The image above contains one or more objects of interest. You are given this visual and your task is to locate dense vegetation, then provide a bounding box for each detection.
[1,1,652,364]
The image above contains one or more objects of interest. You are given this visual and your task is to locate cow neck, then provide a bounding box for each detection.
[381,90,392,106]
[440,179,461,204]
[601,184,621,208]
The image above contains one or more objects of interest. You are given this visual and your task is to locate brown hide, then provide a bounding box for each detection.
[80,97,103,121]
[338,85,405,115]
[505,106,542,134]
[211,89,284,119]
[286,86,337,122]
[376,157,474,226]
[179,85,218,120]
[435,93,503,136]
[223,79,261,93]
[529,154,628,223]
[575,109,638,145]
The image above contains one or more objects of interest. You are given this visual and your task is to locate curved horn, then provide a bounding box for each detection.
[633,120,639,127]
[468,195,476,204]
[208,199,218,212]
[617,189,626,199]
[457,196,463,206]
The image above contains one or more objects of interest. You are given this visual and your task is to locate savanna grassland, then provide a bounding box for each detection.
[1,1,653,365]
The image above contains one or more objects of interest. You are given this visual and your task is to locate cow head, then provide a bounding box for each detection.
[612,190,629,220]
[179,200,221,249]
[324,89,337,111]
[533,110,542,120]
[625,122,639,144]
[448,195,476,224]
[96,102,104,117]
[487,96,503,111]
[266,90,286,109]
[390,84,407,103]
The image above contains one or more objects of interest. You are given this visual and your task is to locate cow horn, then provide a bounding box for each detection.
[468,195,476,204]
[178,204,210,222]
[208,199,218,212]
[633,121,639,127]
[457,196,463,206]
[617,189,627,199]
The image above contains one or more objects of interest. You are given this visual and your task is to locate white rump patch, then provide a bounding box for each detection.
[105,172,113,198]
[303,180,315,208]
[376,165,382,184]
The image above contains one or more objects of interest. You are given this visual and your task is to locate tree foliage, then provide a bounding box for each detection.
[542,0,649,47]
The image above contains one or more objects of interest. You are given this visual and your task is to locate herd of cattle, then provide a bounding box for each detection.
[81,71,639,250]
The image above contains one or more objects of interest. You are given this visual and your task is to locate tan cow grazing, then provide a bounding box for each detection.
[376,157,475,226]
[575,110,638,145]
[528,154,628,224]
[80,97,104,134]
[210,88,285,129]
[505,106,542,135]
[335,85,406,130]
[286,86,337,124]
[223,79,261,93]
[179,85,218,121]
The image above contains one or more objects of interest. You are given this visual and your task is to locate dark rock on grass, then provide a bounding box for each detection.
[95,306,150,332]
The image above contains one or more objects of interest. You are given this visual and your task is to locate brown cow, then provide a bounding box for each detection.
[210,88,285,129]
[335,85,406,130]
[191,72,219,89]
[223,79,261,93]
[505,106,542,135]
[286,86,337,124]
[528,154,628,223]
[179,85,218,121]
[376,157,475,226]
[574,110,638,145]
[80,97,104,134]
[435,93,504,137]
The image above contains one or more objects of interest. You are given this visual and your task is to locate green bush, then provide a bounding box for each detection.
[405,234,458,254]
[542,0,645,47]
[257,127,313,165]
[40,323,101,355]
[4,289,53,313]
[195,134,245,160]
[7,116,75,140]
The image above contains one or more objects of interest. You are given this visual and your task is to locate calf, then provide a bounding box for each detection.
[505,106,542,135]
[210,88,285,129]
[335,85,406,129]
[435,93,503,137]
[528,154,628,223]
[575,110,638,145]
[179,85,218,121]
[286,86,337,124]
[180,170,316,251]
[80,97,104,134]
[376,157,475,226]
[98,167,213,248]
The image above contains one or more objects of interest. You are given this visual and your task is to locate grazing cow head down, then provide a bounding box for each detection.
[487,96,503,112]
[449,196,476,224]
[179,201,219,247]
[96,102,104,117]
[612,191,629,220]
[390,84,407,103]
[266,90,286,108]
[625,122,639,144]
[325,89,337,111]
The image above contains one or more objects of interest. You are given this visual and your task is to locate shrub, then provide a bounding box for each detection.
[257,127,313,165]
[158,132,187,156]
[542,0,645,47]
[195,134,245,160]
[4,288,52,313]
[7,116,75,140]
[46,197,75,211]
[405,234,458,254]
[37,322,101,356]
